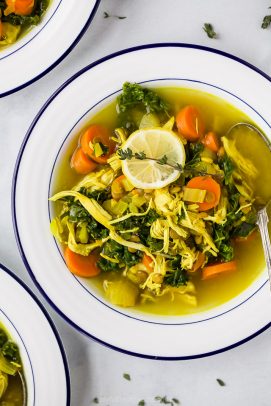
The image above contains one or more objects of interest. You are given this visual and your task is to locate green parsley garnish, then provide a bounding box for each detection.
[216,378,226,386]
[123,373,131,381]
[92,397,99,404]
[103,11,126,19]
[155,396,180,405]
[138,401,146,406]
[203,23,217,39]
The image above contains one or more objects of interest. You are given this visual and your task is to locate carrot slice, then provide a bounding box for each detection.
[80,124,115,164]
[64,247,101,277]
[186,176,221,211]
[202,131,220,153]
[202,261,237,280]
[176,105,205,141]
[70,147,97,175]
[5,0,34,16]
[142,254,154,273]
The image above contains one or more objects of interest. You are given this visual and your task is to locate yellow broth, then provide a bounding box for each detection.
[53,87,269,316]
[0,323,25,405]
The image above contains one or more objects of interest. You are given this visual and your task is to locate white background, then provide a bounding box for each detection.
[1,0,271,405]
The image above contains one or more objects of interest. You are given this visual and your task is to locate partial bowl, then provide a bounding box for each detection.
[12,44,271,359]
[0,263,70,404]
[0,0,100,97]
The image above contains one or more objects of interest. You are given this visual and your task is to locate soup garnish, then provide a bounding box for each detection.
[50,82,268,314]
[0,0,48,48]
[0,324,25,404]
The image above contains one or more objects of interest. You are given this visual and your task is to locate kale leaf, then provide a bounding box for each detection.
[97,239,143,272]
[164,257,188,287]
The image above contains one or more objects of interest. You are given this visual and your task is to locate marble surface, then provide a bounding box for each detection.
[1,0,271,405]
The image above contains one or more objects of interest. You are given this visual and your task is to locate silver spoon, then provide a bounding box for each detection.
[226,122,271,286]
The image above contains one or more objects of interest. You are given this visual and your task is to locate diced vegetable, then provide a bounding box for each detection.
[80,125,115,164]
[5,0,34,16]
[64,247,101,277]
[186,176,221,211]
[202,261,237,280]
[70,147,97,175]
[139,113,160,128]
[0,352,18,376]
[0,371,8,399]
[0,23,20,45]
[104,279,139,307]
[176,105,205,141]
[183,187,207,203]
[202,131,220,153]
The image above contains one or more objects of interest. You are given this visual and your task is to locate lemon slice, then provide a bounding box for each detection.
[121,128,186,189]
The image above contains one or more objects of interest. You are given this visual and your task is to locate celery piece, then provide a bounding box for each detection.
[122,178,134,192]
[77,224,89,244]
[183,187,207,203]
[139,113,160,129]
[0,23,21,45]
[0,353,18,376]
[0,371,8,399]
[129,203,139,213]
[111,200,128,216]
[131,194,146,208]
[105,279,139,307]
[93,142,104,157]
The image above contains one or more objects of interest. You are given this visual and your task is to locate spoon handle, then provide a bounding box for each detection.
[257,206,271,286]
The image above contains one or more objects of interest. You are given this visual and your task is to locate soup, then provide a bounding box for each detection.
[0,324,25,405]
[0,0,48,49]
[50,83,271,316]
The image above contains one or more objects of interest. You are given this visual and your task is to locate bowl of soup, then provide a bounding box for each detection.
[12,44,271,359]
[0,263,70,404]
[0,0,100,96]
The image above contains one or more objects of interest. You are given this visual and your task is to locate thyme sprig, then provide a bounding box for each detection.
[118,148,184,172]
[117,148,224,181]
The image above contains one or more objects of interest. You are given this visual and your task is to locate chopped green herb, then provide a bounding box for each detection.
[93,397,99,404]
[203,23,217,39]
[216,378,226,386]
[123,373,131,381]
[103,11,127,19]
[117,82,170,115]
[261,15,271,28]
[138,401,146,406]
[155,396,179,405]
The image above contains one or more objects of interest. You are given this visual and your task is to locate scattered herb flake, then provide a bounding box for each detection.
[93,397,99,404]
[261,15,271,29]
[138,401,146,406]
[155,396,177,405]
[216,378,226,386]
[123,373,131,381]
[103,11,126,19]
[203,23,217,39]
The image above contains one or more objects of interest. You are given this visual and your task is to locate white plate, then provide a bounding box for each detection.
[0,263,70,404]
[0,0,100,97]
[12,44,271,359]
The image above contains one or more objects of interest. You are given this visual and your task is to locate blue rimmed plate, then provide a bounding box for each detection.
[12,44,271,359]
[0,0,100,97]
[0,263,70,404]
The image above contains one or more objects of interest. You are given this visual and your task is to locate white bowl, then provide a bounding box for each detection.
[0,0,100,97]
[0,263,70,404]
[12,44,271,359]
